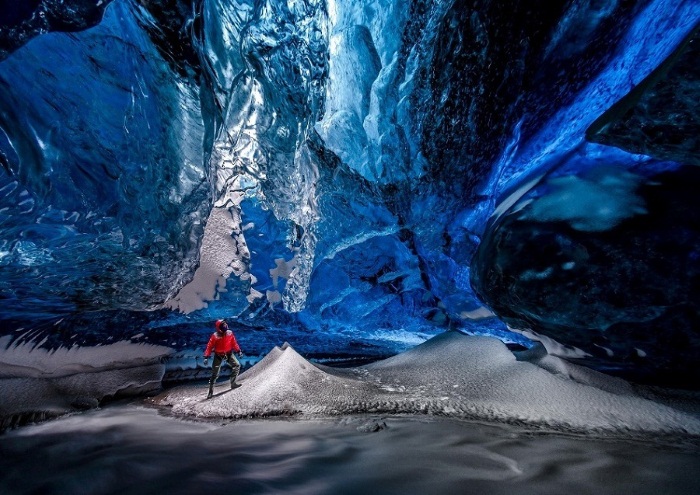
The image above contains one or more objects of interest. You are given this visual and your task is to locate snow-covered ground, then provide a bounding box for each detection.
[158,331,700,438]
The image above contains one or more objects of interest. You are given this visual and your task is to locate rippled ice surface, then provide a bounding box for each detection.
[1,402,698,495]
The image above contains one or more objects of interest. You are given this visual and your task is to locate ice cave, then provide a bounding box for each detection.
[1,0,699,493]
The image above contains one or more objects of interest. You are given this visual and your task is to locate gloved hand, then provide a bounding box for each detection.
[203,357,209,366]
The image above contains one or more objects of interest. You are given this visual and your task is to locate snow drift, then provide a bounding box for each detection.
[158,332,700,437]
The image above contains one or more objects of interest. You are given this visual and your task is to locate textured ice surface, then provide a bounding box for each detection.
[158,332,700,437]
[165,206,253,313]
[0,337,171,429]
[0,0,209,316]
[0,336,171,376]
[2,407,700,495]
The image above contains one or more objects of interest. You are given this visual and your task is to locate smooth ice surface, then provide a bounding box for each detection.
[519,167,648,232]
[158,332,700,437]
[2,406,699,495]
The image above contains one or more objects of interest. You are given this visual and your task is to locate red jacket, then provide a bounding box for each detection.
[204,330,241,357]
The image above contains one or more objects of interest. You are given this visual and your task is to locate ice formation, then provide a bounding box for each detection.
[0,336,171,430]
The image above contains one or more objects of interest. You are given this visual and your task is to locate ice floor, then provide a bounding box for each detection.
[0,404,698,495]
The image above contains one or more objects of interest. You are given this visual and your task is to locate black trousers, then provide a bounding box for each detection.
[208,353,241,390]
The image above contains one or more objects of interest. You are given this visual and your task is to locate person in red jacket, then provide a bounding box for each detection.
[203,319,243,399]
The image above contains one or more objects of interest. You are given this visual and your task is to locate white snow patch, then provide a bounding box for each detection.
[510,327,591,359]
[0,336,172,377]
[594,343,615,357]
[270,256,298,286]
[266,289,283,306]
[164,205,252,314]
[459,306,496,320]
[367,329,431,347]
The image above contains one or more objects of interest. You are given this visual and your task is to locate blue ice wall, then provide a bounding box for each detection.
[0,1,210,318]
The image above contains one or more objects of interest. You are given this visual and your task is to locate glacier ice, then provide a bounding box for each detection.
[517,166,648,232]
[0,0,210,315]
[472,157,700,387]
[0,0,699,393]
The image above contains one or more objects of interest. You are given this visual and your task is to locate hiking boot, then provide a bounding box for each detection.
[231,382,241,389]
[207,388,213,399]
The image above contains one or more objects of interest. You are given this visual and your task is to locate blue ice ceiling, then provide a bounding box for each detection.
[0,0,698,386]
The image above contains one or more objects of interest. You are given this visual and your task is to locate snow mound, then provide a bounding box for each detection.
[158,332,700,437]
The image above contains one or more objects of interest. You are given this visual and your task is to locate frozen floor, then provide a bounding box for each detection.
[0,402,698,495]
[3,332,700,494]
